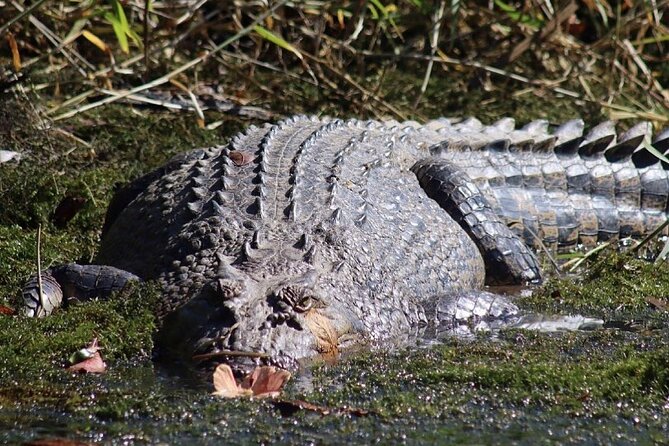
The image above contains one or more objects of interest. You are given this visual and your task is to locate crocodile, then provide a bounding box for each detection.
[22,115,669,370]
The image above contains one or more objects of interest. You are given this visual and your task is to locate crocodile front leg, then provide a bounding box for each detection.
[22,264,140,317]
[412,157,541,285]
[433,291,603,336]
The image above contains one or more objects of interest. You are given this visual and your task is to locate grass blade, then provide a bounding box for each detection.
[253,25,303,61]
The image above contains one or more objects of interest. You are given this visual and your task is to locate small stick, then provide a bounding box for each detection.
[192,350,270,361]
[36,224,44,314]
[0,0,49,36]
[414,0,446,109]
[143,0,151,81]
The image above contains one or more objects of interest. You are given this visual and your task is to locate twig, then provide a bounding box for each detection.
[302,52,408,120]
[36,224,43,315]
[413,0,447,109]
[143,0,151,81]
[631,218,669,254]
[505,0,578,64]
[192,350,270,361]
[562,241,612,272]
[0,0,49,36]
[97,89,277,120]
[9,0,95,76]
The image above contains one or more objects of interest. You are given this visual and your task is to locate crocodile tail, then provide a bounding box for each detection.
[423,118,669,252]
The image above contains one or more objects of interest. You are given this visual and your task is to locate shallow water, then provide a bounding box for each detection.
[3,330,668,445]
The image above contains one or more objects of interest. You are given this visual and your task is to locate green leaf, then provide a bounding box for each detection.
[104,11,129,53]
[105,0,142,53]
[494,0,543,28]
[253,25,303,60]
[642,140,669,164]
[63,18,89,46]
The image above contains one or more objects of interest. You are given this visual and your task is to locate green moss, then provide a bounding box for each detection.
[522,251,669,319]
[0,284,158,402]
[302,329,669,429]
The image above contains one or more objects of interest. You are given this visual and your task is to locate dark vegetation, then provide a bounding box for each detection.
[1,1,668,443]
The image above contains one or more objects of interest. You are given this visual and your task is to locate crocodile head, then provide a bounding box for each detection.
[157,258,364,373]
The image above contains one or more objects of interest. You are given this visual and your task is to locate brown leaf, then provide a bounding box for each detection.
[51,196,87,228]
[212,364,252,398]
[6,32,21,72]
[241,366,292,398]
[646,296,669,312]
[228,150,254,166]
[66,351,106,374]
[0,305,16,316]
[67,338,106,374]
[212,364,291,399]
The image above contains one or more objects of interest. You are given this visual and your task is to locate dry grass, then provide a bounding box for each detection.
[0,1,667,125]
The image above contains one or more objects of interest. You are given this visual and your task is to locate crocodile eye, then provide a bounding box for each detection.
[294,294,316,313]
[276,285,321,313]
[217,279,244,300]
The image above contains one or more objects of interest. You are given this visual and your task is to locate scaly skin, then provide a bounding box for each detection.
[22,116,669,371]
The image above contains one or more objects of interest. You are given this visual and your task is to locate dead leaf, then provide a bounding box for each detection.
[212,364,252,398]
[212,364,291,399]
[67,351,106,373]
[0,150,21,163]
[646,296,669,312]
[228,150,254,166]
[51,196,87,228]
[81,30,109,53]
[0,305,15,315]
[6,32,21,71]
[241,366,292,398]
[66,338,106,374]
